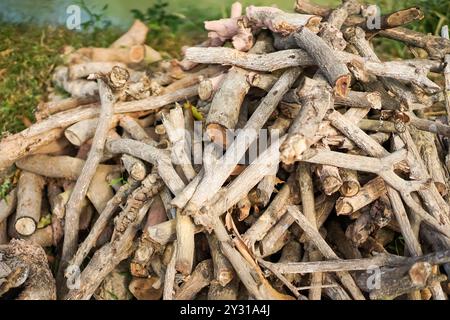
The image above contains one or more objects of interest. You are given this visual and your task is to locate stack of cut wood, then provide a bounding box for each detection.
[1,0,450,300]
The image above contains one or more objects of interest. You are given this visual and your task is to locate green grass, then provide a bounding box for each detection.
[0,23,121,134]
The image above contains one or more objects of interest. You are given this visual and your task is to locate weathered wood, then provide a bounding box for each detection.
[59,79,115,296]
[336,177,386,215]
[280,77,333,164]
[15,172,46,236]
[0,240,56,300]
[184,68,301,218]
[246,5,322,35]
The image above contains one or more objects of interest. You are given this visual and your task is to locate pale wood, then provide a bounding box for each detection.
[68,62,127,80]
[207,233,234,286]
[280,77,333,164]
[242,183,291,252]
[184,68,301,218]
[298,163,322,300]
[59,79,115,294]
[0,188,17,224]
[110,20,149,49]
[174,259,213,300]
[336,177,386,215]
[0,239,56,299]
[15,172,46,236]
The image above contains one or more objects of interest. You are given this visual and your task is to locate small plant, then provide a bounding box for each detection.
[78,0,111,33]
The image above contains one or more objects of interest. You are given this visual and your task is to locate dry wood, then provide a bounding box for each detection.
[207,233,234,286]
[206,67,250,146]
[287,206,365,300]
[36,96,97,120]
[110,20,149,49]
[58,79,115,294]
[0,239,56,299]
[336,177,386,215]
[339,168,360,197]
[297,163,322,300]
[68,62,127,80]
[280,77,333,164]
[69,178,141,271]
[314,143,343,195]
[185,47,439,93]
[0,188,17,224]
[184,68,300,218]
[14,172,45,236]
[245,5,322,35]
[442,25,450,169]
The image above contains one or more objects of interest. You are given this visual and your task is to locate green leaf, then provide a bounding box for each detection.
[37,214,52,229]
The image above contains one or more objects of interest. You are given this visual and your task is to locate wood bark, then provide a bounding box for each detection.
[58,79,115,296]
[15,172,46,236]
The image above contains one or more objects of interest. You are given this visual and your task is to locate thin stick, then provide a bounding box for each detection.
[58,79,115,296]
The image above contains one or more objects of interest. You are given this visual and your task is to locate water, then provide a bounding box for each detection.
[0,0,301,28]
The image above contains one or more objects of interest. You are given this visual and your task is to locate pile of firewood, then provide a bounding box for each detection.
[2,0,450,300]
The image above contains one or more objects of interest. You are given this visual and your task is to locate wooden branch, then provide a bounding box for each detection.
[66,200,153,300]
[335,91,381,110]
[36,96,97,120]
[242,183,291,252]
[378,27,450,59]
[315,143,343,195]
[295,0,330,17]
[280,77,333,164]
[206,67,250,146]
[0,240,56,300]
[163,106,197,275]
[15,172,46,236]
[107,139,184,195]
[162,241,177,300]
[68,62,127,80]
[0,188,17,224]
[184,68,300,218]
[287,206,365,300]
[245,6,322,36]
[207,233,234,286]
[209,214,294,300]
[174,259,213,300]
[193,136,286,229]
[410,126,447,195]
[298,163,322,300]
[294,27,350,96]
[185,47,439,93]
[261,194,336,256]
[110,20,149,49]
[69,178,141,270]
[263,249,450,274]
[59,79,115,294]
